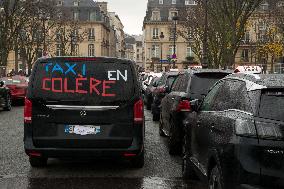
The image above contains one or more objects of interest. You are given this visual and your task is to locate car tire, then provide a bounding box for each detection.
[168,119,182,155]
[208,165,224,189]
[159,113,166,137]
[29,157,48,168]
[130,149,145,168]
[153,113,159,121]
[182,135,198,180]
[3,94,12,111]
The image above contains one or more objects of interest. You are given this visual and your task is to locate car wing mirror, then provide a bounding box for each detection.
[0,81,4,87]
[190,99,200,112]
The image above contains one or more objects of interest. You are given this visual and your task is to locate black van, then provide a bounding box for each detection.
[24,57,145,168]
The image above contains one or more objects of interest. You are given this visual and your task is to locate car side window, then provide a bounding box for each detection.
[200,82,224,111]
[211,80,251,112]
[171,75,182,91]
[179,74,189,92]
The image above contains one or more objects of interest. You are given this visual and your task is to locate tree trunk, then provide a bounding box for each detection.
[15,45,19,73]
[270,56,275,74]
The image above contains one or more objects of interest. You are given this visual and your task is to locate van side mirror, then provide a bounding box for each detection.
[0,81,4,87]
[190,99,200,112]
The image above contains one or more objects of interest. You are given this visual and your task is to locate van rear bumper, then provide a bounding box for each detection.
[24,135,143,158]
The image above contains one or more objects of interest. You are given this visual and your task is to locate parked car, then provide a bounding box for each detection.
[24,57,145,168]
[160,69,231,155]
[141,72,162,93]
[144,76,161,110]
[151,71,179,121]
[183,73,284,189]
[0,80,12,111]
[1,76,28,101]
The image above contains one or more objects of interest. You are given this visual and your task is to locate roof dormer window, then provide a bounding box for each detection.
[57,1,63,6]
[172,0,176,4]
[159,0,163,4]
[74,1,79,6]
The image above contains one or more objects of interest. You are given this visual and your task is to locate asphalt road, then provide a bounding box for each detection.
[0,106,207,189]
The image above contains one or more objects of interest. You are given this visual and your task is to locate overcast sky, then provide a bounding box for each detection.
[96,0,148,35]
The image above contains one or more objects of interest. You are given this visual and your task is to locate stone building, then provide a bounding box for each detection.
[143,0,198,71]
[4,0,125,75]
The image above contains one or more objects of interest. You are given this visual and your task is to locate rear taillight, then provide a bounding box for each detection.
[235,119,283,140]
[235,119,257,137]
[24,98,32,123]
[134,98,144,124]
[255,121,283,140]
[176,100,191,112]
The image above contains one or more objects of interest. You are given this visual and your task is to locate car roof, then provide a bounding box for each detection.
[185,68,233,75]
[225,73,284,89]
[163,71,179,76]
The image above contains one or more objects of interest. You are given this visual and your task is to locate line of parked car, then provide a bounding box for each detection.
[0,75,29,111]
[140,68,284,189]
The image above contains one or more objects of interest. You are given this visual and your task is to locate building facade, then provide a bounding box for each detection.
[4,0,125,75]
[143,0,198,72]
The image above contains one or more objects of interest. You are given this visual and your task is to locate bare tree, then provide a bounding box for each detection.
[179,0,263,68]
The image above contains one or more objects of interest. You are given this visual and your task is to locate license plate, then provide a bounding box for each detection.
[64,125,101,136]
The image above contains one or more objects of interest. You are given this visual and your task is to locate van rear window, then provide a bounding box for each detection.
[259,90,284,122]
[32,60,135,105]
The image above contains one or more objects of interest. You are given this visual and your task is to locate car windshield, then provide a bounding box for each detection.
[259,90,284,122]
[31,60,135,105]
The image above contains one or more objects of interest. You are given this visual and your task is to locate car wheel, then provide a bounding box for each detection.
[208,166,223,189]
[168,119,182,155]
[3,94,12,111]
[182,135,198,180]
[29,157,48,168]
[159,113,166,137]
[130,149,145,168]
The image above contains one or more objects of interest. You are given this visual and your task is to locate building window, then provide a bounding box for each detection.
[56,44,62,56]
[241,49,249,62]
[152,45,160,58]
[169,45,177,56]
[57,1,63,6]
[74,44,79,55]
[152,11,160,21]
[89,11,97,21]
[73,11,79,21]
[172,0,176,4]
[242,32,250,43]
[259,1,269,11]
[159,0,163,4]
[277,1,284,7]
[73,1,79,6]
[169,11,178,20]
[88,28,95,40]
[88,44,95,56]
[185,0,197,5]
[186,46,194,57]
[152,28,159,39]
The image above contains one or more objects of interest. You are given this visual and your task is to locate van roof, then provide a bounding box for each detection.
[37,56,134,64]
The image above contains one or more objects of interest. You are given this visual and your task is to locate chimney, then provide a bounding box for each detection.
[97,2,108,13]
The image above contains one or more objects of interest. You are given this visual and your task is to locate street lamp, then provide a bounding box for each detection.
[159,32,164,72]
[172,16,179,69]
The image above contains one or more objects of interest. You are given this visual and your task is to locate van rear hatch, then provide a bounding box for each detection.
[30,58,137,149]
[256,89,284,187]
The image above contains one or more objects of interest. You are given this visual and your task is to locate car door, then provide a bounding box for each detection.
[191,81,225,175]
[162,74,182,135]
